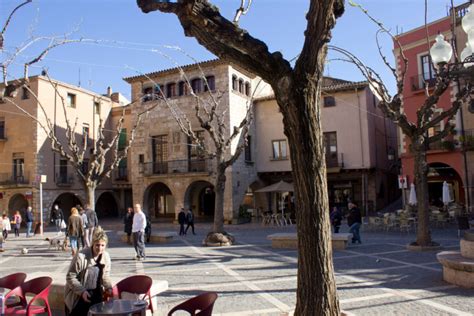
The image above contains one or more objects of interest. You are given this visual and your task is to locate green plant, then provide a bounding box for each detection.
[441,140,456,151]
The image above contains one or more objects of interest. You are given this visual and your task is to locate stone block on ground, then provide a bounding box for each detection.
[437,251,474,288]
[267,233,353,250]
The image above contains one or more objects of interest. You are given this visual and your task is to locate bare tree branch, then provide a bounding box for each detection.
[233,0,252,25]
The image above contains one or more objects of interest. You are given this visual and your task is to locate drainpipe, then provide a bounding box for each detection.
[356,88,365,167]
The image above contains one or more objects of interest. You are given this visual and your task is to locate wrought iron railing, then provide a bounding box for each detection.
[461,129,474,150]
[326,152,344,168]
[113,166,129,181]
[55,173,74,186]
[142,158,213,176]
[410,75,436,91]
[0,172,30,185]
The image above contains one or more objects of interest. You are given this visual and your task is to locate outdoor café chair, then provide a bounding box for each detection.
[168,292,218,316]
[112,275,154,313]
[0,272,27,294]
[4,276,52,316]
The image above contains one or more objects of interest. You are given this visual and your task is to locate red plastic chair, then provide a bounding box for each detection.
[0,272,27,291]
[112,275,154,312]
[168,292,218,316]
[4,276,52,316]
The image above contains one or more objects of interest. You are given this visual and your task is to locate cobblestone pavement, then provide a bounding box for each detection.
[0,219,473,315]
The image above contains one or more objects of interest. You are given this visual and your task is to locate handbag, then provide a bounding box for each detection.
[60,220,67,229]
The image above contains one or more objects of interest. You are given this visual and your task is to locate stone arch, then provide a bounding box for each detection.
[427,162,464,205]
[95,191,119,218]
[184,181,215,217]
[52,192,83,219]
[143,182,175,219]
[8,193,29,217]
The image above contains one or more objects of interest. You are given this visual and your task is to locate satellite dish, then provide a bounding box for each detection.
[468,100,474,114]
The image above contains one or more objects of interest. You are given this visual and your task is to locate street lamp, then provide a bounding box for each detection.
[430,4,474,70]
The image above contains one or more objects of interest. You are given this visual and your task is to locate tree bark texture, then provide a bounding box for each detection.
[85,183,96,210]
[412,140,432,246]
[136,1,344,314]
[213,162,226,233]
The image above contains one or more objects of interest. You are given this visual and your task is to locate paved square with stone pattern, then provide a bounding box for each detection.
[0,219,473,315]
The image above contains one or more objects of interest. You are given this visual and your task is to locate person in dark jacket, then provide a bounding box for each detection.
[25,206,34,237]
[347,202,362,244]
[51,204,64,235]
[85,205,99,247]
[178,208,186,236]
[184,209,195,235]
[123,207,133,244]
[330,206,343,233]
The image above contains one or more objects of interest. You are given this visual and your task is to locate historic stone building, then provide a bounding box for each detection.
[123,59,272,222]
[0,76,126,220]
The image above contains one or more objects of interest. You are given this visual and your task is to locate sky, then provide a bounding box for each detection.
[0,0,468,100]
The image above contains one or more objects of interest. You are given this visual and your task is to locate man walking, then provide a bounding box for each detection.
[25,206,34,237]
[178,208,186,236]
[184,208,196,235]
[132,204,146,261]
[51,204,64,235]
[347,202,362,244]
[85,204,98,247]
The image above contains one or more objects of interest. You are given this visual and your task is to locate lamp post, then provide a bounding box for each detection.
[429,3,474,214]
[430,4,474,74]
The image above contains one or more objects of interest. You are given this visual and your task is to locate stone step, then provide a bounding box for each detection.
[266,233,353,250]
[460,238,474,259]
[437,251,474,288]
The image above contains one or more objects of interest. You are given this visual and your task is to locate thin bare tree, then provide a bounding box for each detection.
[134,55,261,244]
[136,0,344,314]
[330,1,473,247]
[0,0,156,209]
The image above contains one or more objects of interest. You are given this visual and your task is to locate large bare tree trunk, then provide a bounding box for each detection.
[412,140,433,246]
[84,183,96,210]
[279,71,339,316]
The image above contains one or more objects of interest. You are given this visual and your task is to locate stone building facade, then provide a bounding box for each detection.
[0,76,126,221]
[123,60,272,222]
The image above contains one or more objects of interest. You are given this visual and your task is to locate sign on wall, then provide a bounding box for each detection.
[398,175,408,189]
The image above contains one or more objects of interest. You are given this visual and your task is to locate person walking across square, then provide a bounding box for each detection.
[132,204,146,260]
[123,207,133,244]
[178,208,186,236]
[13,210,22,237]
[347,202,362,244]
[85,204,99,248]
[184,209,195,235]
[51,204,64,235]
[25,206,34,237]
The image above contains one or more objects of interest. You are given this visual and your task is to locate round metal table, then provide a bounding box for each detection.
[88,299,147,316]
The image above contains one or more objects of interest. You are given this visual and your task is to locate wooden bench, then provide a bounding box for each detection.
[267,233,353,250]
[118,231,176,243]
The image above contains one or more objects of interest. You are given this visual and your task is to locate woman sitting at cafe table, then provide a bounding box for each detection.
[64,226,112,315]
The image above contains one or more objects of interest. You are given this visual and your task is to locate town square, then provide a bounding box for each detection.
[0,0,473,315]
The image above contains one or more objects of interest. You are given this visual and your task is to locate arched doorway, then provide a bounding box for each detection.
[184,181,215,217]
[95,192,119,218]
[143,182,175,219]
[427,162,464,206]
[8,194,29,217]
[52,193,82,219]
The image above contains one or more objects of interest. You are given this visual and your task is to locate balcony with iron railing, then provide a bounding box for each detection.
[0,172,30,185]
[326,153,344,169]
[142,158,213,176]
[113,166,129,182]
[453,1,472,22]
[55,173,74,186]
[461,129,474,150]
[410,75,436,92]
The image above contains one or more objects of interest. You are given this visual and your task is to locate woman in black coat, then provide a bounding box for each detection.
[123,207,133,244]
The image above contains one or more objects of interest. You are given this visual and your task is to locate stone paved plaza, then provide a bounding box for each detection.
[1,220,473,315]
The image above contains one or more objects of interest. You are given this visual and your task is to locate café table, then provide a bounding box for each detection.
[88,299,147,316]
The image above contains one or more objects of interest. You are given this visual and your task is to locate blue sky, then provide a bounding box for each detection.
[0,0,466,100]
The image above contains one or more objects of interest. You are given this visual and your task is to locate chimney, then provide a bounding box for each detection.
[106,86,112,97]
[111,92,120,103]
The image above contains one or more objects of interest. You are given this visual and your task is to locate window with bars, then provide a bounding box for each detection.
[67,93,76,108]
